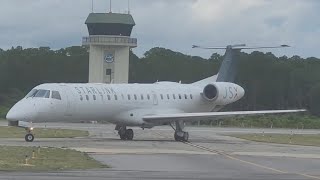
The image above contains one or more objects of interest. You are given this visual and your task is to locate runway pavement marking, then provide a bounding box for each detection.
[184,141,320,179]
[184,142,287,174]
[232,152,320,159]
[300,174,320,180]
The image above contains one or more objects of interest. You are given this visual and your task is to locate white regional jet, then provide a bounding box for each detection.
[6,44,304,142]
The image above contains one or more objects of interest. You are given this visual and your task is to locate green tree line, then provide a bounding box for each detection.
[0,46,320,122]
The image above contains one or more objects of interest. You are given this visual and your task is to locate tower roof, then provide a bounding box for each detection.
[85,13,135,25]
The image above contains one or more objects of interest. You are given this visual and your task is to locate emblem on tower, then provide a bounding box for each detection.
[105,53,114,63]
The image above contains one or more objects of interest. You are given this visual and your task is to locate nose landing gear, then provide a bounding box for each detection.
[25,127,34,142]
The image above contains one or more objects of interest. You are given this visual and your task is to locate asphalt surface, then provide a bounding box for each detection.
[1,122,320,180]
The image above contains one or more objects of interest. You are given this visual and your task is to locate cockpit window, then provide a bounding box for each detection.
[25,89,38,98]
[51,91,61,100]
[34,89,50,98]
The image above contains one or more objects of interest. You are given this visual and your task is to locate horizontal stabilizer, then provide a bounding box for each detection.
[192,44,290,50]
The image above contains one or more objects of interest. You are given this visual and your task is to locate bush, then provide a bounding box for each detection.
[309,83,320,116]
[0,88,24,118]
[193,114,320,129]
[0,106,9,119]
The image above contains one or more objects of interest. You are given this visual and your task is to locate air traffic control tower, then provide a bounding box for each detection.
[82,13,137,83]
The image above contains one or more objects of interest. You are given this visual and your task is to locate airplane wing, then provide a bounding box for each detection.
[143,109,306,124]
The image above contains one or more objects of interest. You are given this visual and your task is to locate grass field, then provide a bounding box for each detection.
[0,146,107,171]
[0,126,89,138]
[232,133,320,147]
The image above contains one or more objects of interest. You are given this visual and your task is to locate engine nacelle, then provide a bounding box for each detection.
[202,82,245,105]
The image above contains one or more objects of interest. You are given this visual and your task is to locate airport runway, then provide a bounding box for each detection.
[1,122,320,179]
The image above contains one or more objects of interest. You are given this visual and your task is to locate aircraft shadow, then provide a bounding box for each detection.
[93,137,242,144]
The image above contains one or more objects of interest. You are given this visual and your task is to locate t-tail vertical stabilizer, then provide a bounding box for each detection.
[192,44,290,83]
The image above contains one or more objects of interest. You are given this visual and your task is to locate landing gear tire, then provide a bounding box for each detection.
[174,131,189,142]
[118,127,134,140]
[183,132,189,142]
[174,132,179,141]
[125,129,134,140]
[25,134,34,142]
[120,133,127,140]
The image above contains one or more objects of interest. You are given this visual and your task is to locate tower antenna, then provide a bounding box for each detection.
[109,0,112,13]
[128,0,130,14]
[91,0,94,13]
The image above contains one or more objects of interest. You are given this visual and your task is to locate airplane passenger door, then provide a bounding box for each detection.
[65,93,72,116]
[60,85,72,117]
[152,91,158,105]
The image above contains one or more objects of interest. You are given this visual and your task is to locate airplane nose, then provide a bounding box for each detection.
[6,105,23,121]
[6,109,14,120]
[6,102,35,122]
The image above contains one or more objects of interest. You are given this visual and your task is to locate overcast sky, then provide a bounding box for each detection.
[0,0,319,58]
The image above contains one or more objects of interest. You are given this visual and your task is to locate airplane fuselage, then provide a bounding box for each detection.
[7,81,244,128]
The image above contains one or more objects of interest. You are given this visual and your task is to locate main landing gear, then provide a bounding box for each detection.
[25,127,34,142]
[171,121,189,142]
[115,125,134,140]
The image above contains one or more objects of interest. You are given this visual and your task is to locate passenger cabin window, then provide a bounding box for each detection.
[107,95,111,100]
[34,89,50,98]
[185,94,188,99]
[52,91,61,100]
[160,94,163,100]
[86,95,89,101]
[93,95,96,100]
[134,95,137,100]
[128,94,131,100]
[178,94,182,99]
[167,94,170,100]
[147,94,150,100]
[173,94,176,99]
[114,95,118,100]
[141,94,144,100]
[190,94,193,99]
